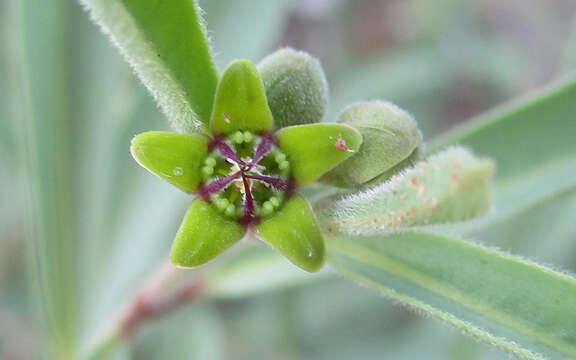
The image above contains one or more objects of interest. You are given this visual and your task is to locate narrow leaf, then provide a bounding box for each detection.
[80,0,219,133]
[431,76,576,220]
[205,246,328,299]
[328,232,576,360]
[316,147,494,235]
[14,0,79,356]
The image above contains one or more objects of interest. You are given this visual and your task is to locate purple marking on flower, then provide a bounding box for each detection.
[199,172,241,200]
[241,173,255,219]
[245,174,289,191]
[248,133,277,168]
[214,140,245,165]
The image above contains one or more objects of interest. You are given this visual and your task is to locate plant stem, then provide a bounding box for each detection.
[85,260,204,359]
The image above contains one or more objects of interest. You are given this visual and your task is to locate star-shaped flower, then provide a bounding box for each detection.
[131,60,361,272]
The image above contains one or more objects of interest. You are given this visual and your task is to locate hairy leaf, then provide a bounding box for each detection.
[432,76,576,220]
[317,147,494,235]
[328,232,576,360]
[80,0,219,133]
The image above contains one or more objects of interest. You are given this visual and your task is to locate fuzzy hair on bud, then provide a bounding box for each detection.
[258,48,329,129]
[316,147,494,235]
[322,101,423,187]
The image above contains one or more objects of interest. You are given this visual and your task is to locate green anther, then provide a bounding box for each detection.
[261,201,274,216]
[275,152,286,163]
[204,157,216,167]
[214,197,229,211]
[202,166,214,177]
[243,131,254,143]
[279,160,290,170]
[232,131,244,144]
[225,204,236,217]
[269,196,280,208]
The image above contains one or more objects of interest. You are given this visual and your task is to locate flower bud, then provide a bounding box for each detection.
[322,101,423,187]
[258,48,329,129]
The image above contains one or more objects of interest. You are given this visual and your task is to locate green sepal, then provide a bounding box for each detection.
[171,199,246,268]
[210,60,273,135]
[322,101,423,187]
[256,195,325,272]
[130,131,209,193]
[277,123,362,186]
[258,48,329,129]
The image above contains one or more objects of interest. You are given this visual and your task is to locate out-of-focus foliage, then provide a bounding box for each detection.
[2,0,576,359]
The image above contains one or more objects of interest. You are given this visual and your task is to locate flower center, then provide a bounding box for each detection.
[199,131,291,224]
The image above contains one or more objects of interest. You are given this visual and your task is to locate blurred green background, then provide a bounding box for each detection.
[1,0,576,359]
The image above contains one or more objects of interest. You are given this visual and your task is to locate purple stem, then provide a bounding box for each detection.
[241,174,255,219]
[245,174,288,191]
[199,172,241,199]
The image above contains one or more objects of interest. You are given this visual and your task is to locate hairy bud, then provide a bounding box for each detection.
[322,101,423,187]
[258,48,329,129]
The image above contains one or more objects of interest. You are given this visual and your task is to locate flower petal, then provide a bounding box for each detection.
[255,195,325,272]
[210,60,273,135]
[276,123,362,186]
[131,131,209,193]
[171,199,246,268]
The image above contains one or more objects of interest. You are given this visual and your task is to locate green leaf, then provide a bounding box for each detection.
[210,60,273,135]
[80,0,219,133]
[328,232,576,360]
[171,199,245,268]
[130,131,208,193]
[316,147,494,235]
[256,195,325,272]
[277,123,362,186]
[258,48,329,129]
[206,245,329,299]
[322,101,423,187]
[14,0,79,356]
[467,185,576,270]
[431,76,576,220]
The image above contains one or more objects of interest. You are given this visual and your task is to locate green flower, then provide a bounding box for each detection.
[131,60,361,272]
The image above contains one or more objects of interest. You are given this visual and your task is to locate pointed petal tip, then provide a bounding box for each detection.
[210,60,273,135]
[170,200,246,268]
[130,131,209,193]
[256,195,326,272]
[277,123,363,186]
